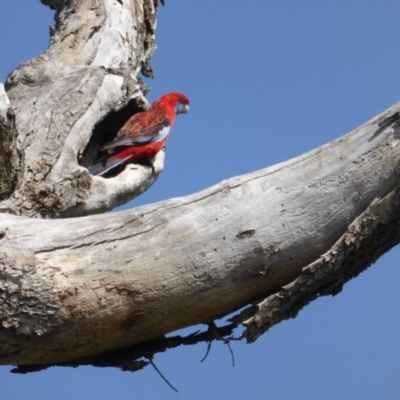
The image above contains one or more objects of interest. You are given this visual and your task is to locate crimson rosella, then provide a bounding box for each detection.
[89,92,190,176]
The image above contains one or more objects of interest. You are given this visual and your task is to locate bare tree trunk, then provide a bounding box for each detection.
[1,0,400,371]
[2,0,163,218]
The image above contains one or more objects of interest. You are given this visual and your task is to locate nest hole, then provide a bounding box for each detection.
[78,97,147,171]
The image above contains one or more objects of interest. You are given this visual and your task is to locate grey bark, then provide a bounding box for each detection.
[2,0,162,218]
[0,0,400,371]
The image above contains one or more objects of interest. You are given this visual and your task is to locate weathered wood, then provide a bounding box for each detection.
[0,104,399,365]
[0,84,18,202]
[2,0,162,218]
[1,0,400,371]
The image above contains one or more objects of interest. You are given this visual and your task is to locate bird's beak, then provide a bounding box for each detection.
[176,103,189,114]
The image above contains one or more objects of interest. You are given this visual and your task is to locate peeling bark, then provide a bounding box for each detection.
[2,0,162,218]
[0,84,19,202]
[0,104,399,366]
[241,181,400,342]
[0,0,400,372]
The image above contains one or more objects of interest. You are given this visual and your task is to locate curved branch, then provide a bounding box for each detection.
[1,0,400,374]
[0,103,399,366]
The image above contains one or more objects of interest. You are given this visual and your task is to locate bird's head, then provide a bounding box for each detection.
[163,92,190,115]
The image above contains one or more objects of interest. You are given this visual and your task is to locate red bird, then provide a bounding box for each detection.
[89,92,190,176]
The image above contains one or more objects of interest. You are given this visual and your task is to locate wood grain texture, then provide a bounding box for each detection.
[0,103,399,364]
[1,0,400,370]
[2,0,162,218]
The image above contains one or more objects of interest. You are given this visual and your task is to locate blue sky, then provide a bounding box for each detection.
[1,1,400,399]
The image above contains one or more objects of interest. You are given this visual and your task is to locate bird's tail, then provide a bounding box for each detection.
[88,155,131,176]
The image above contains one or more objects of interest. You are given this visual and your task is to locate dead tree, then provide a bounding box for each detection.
[0,0,400,372]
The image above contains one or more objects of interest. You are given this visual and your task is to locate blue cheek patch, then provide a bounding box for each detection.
[175,103,189,114]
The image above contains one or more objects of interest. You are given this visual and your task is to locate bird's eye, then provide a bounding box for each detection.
[180,96,185,103]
